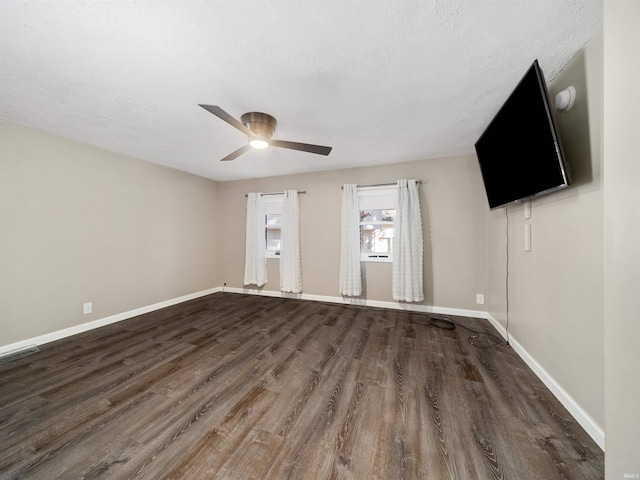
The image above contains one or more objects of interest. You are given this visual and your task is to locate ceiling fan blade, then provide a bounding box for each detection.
[221,144,252,162]
[270,139,332,156]
[199,105,252,136]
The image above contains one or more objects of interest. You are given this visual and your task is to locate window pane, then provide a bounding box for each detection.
[381,209,395,222]
[360,209,380,222]
[266,228,281,252]
[360,209,395,223]
[265,213,281,253]
[360,225,394,253]
[266,214,281,226]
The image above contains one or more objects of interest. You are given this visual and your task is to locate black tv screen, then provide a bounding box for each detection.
[474,60,570,210]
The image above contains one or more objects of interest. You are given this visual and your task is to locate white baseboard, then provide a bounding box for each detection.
[0,287,221,356]
[485,313,605,451]
[224,286,488,319]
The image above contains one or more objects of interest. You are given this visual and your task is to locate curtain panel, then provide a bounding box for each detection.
[244,192,267,287]
[339,184,362,296]
[392,179,424,302]
[280,190,302,293]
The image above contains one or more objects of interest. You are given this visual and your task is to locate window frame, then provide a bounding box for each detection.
[358,185,396,263]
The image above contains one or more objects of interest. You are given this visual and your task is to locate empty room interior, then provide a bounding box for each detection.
[0,1,638,479]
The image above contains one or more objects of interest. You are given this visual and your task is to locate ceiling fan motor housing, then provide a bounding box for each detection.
[241,112,277,140]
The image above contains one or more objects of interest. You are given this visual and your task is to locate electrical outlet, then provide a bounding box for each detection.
[83,302,92,314]
[476,294,485,305]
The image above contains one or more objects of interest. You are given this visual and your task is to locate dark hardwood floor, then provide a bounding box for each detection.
[0,293,603,479]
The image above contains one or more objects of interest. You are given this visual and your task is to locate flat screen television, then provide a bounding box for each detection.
[474,59,571,210]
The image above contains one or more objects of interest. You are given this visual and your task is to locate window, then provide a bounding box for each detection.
[265,213,281,256]
[361,209,395,259]
[264,196,283,258]
[358,186,396,262]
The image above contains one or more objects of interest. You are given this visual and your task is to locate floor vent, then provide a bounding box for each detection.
[0,345,40,365]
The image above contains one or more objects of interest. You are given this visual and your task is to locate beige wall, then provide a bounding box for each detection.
[0,121,220,347]
[218,155,487,311]
[604,0,640,475]
[486,34,605,431]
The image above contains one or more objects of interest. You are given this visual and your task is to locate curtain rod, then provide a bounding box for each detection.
[244,190,307,197]
[341,180,422,189]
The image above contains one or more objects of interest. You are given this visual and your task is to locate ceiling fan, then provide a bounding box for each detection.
[199,105,333,161]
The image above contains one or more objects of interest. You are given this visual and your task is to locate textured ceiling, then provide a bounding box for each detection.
[0,1,602,181]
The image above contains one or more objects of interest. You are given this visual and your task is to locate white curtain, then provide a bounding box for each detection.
[244,192,267,287]
[339,184,362,296]
[280,190,302,293]
[392,179,424,302]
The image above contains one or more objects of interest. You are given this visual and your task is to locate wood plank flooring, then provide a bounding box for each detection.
[0,293,604,479]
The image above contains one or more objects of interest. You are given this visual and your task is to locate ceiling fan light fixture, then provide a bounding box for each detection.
[199,105,333,161]
[249,138,269,149]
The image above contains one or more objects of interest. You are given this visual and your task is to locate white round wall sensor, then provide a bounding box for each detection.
[555,86,576,112]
